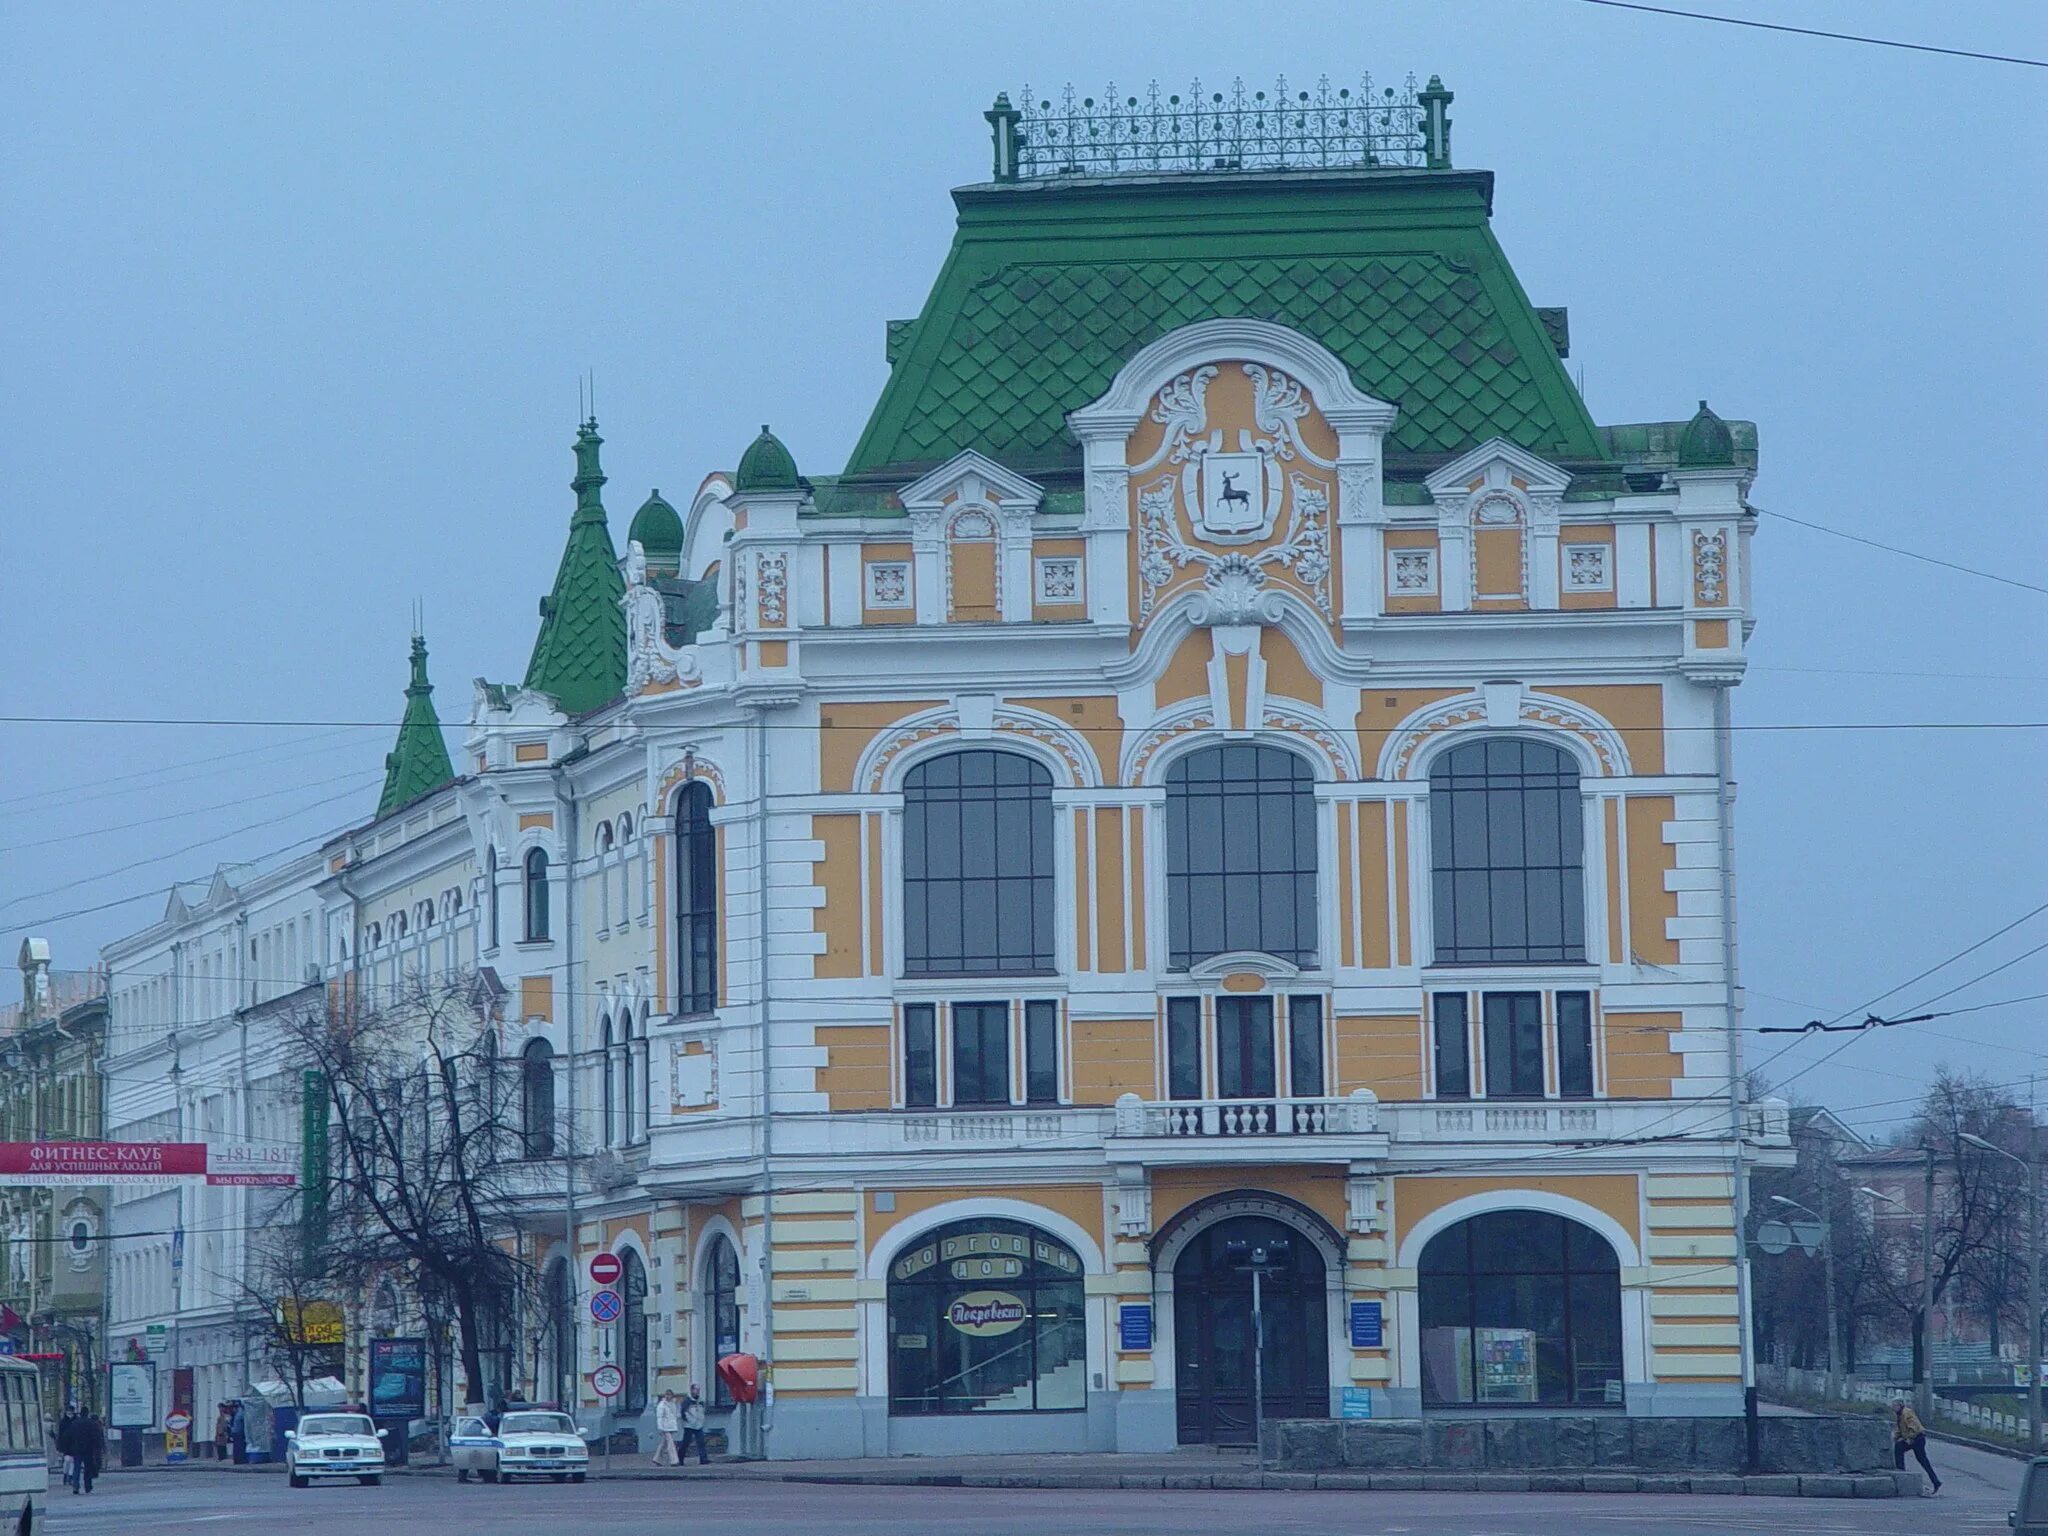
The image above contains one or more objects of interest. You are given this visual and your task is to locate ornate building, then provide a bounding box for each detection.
[99,74,1790,1454]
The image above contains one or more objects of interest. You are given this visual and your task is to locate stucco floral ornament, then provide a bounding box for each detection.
[1137,471,1333,623]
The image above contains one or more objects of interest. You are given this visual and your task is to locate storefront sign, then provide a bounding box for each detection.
[0,1141,207,1184]
[893,1229,1080,1283]
[280,1299,345,1346]
[944,1290,1028,1338]
[1118,1303,1153,1352]
[144,1323,168,1356]
[1341,1387,1374,1419]
[109,1362,156,1429]
[370,1337,427,1420]
[1349,1300,1383,1349]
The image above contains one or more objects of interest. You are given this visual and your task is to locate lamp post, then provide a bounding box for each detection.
[1770,1194,1838,1402]
[1224,1237,1291,1470]
[1961,1129,2041,1453]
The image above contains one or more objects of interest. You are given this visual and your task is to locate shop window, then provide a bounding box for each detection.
[704,1236,741,1409]
[1483,992,1545,1099]
[887,1218,1085,1416]
[1557,992,1594,1099]
[1432,994,1471,1099]
[1428,739,1585,964]
[1165,745,1318,969]
[1418,1211,1622,1407]
[902,750,1054,976]
[674,782,718,1014]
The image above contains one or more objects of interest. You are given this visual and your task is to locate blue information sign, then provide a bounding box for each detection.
[1349,1300,1383,1349]
[1341,1386,1374,1419]
[1118,1303,1153,1352]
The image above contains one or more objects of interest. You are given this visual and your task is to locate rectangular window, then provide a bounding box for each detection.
[1215,996,1276,1099]
[1166,997,1203,1101]
[903,1004,937,1108]
[1556,991,1594,1099]
[951,1001,1011,1106]
[1287,995,1325,1098]
[1433,994,1471,1099]
[1483,992,1545,1098]
[1024,1000,1059,1105]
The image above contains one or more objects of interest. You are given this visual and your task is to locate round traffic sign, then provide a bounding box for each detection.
[589,1364,624,1399]
[164,1411,192,1432]
[589,1251,622,1287]
[589,1287,623,1324]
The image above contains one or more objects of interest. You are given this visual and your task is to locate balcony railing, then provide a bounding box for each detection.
[1112,1091,1380,1139]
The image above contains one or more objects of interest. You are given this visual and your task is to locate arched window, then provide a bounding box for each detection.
[596,823,615,856]
[523,847,551,941]
[703,1235,741,1408]
[617,813,633,843]
[1418,1210,1621,1406]
[599,1016,616,1146]
[674,782,717,1014]
[486,847,500,950]
[887,1218,1085,1416]
[1428,739,1585,964]
[620,1247,649,1413]
[620,1014,637,1143]
[521,1039,555,1158]
[1164,744,1318,969]
[902,750,1054,976]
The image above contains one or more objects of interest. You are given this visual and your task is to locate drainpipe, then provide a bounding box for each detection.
[1714,685,1757,1463]
[754,711,776,1459]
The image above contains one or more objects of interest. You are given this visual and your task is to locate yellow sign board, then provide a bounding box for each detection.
[280,1299,344,1346]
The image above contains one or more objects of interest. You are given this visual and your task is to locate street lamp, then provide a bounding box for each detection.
[1223,1237,1291,1470]
[1961,1131,2042,1454]
[1770,1194,1839,1403]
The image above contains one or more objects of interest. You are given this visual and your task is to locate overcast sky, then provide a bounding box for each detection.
[3,2,2043,1133]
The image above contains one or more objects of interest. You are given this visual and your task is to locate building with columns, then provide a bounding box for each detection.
[95,74,1789,1455]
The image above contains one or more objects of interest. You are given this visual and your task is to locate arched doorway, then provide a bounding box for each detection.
[1171,1214,1329,1444]
[1417,1209,1622,1406]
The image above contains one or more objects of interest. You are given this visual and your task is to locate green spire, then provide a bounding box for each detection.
[734,424,800,493]
[1677,399,1736,468]
[377,633,456,817]
[524,417,628,715]
[627,488,683,559]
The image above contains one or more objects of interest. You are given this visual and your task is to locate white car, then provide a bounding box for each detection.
[284,1412,387,1488]
[452,1410,590,1484]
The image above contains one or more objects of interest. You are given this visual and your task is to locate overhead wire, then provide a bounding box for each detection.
[1565,0,2048,69]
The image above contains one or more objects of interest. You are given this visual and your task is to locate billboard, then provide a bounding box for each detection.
[206,1142,298,1187]
[108,1362,156,1429]
[369,1338,427,1421]
[0,1142,206,1185]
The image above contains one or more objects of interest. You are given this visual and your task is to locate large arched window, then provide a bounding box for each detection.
[1418,1210,1621,1406]
[1428,739,1585,964]
[902,750,1054,976]
[703,1235,741,1409]
[521,1039,555,1158]
[523,847,551,942]
[620,1247,649,1413]
[599,1016,616,1147]
[1165,744,1318,969]
[887,1218,1085,1416]
[674,782,717,1014]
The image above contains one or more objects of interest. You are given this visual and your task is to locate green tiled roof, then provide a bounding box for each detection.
[735,424,801,493]
[524,419,627,716]
[627,489,683,557]
[844,169,1605,482]
[1677,400,1737,468]
[377,634,455,817]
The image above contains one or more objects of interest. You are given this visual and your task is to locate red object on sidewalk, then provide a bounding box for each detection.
[716,1353,760,1404]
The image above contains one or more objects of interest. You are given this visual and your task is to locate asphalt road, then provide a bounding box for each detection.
[35,1441,2024,1536]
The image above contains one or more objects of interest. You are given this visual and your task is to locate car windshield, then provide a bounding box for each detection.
[299,1415,373,1437]
[500,1412,575,1436]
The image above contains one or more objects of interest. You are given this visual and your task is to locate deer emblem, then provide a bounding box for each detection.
[1217,471,1251,514]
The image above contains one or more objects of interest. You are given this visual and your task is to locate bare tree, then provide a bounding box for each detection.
[283,969,531,1407]
[225,1192,345,1409]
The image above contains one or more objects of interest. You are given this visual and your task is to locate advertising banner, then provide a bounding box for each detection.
[108,1362,156,1429]
[0,1141,207,1185]
[207,1142,298,1187]
[368,1338,426,1421]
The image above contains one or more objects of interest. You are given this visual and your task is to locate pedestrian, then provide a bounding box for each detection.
[213,1401,232,1463]
[485,1391,506,1434]
[651,1390,681,1466]
[228,1399,247,1465]
[676,1383,709,1466]
[79,1411,105,1494]
[55,1408,80,1494]
[1891,1399,1941,1495]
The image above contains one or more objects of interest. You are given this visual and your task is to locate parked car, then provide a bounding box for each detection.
[2013,1456,2048,1532]
[284,1413,386,1488]
[452,1411,589,1484]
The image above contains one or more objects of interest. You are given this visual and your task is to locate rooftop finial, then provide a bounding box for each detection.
[572,415,607,519]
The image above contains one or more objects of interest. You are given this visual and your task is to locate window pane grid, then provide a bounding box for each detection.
[1166,746,1318,970]
[1429,740,1585,964]
[951,1001,1011,1106]
[675,783,718,1013]
[904,751,1055,975]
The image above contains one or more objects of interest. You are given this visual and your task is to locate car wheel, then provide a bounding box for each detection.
[457,1469,470,1483]
[289,1471,309,1489]
[481,1468,498,1483]
[571,1472,586,1484]
[359,1475,381,1487]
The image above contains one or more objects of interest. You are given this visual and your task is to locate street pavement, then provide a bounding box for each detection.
[40,1438,2023,1536]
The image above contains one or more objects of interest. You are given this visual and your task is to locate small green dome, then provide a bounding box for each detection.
[1677,400,1736,468]
[734,424,800,493]
[628,488,683,556]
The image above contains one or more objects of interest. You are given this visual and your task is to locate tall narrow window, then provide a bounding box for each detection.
[620,1248,649,1413]
[951,1002,1010,1106]
[1167,997,1203,1100]
[1215,996,1276,1099]
[1557,991,1594,1099]
[1483,992,1545,1098]
[903,1004,937,1108]
[1429,739,1585,964]
[1165,745,1318,969]
[620,1014,637,1141]
[1288,995,1325,1098]
[522,848,550,941]
[1432,994,1471,1099]
[1024,1000,1059,1105]
[705,1236,741,1408]
[674,783,718,1014]
[599,1016,616,1145]
[486,847,500,950]
[902,751,1054,976]
[521,1039,555,1157]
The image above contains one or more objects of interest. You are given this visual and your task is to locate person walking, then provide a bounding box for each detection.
[651,1390,681,1467]
[1891,1400,1941,1495]
[55,1409,80,1494]
[79,1412,105,1494]
[676,1384,710,1466]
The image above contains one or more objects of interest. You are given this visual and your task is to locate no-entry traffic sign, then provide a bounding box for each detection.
[589,1251,622,1287]
[589,1364,623,1399]
[589,1288,623,1324]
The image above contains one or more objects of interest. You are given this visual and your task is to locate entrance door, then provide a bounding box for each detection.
[1172,1215,1329,1444]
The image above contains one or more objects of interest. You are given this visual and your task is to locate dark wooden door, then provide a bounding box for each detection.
[1173,1215,1328,1444]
